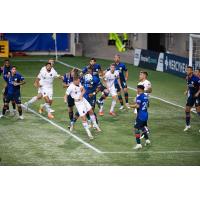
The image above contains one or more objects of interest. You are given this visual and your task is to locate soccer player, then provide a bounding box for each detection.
[65,74,101,140]
[0,66,25,119]
[184,66,200,132]
[138,71,152,96]
[24,58,56,111]
[1,59,16,114]
[63,68,79,130]
[113,54,130,109]
[104,63,122,116]
[130,85,151,150]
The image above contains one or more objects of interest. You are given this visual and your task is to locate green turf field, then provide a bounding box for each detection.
[0,56,200,165]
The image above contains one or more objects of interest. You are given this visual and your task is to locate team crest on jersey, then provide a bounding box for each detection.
[50,74,52,76]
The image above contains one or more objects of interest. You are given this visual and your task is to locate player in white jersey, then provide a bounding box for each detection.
[24,58,56,113]
[65,75,101,139]
[103,63,122,116]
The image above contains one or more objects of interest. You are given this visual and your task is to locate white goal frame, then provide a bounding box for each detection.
[189,34,200,67]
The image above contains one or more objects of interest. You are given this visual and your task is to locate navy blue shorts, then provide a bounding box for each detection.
[186,96,199,107]
[97,82,106,92]
[85,95,96,108]
[3,86,8,96]
[115,80,127,92]
[67,95,75,107]
[134,118,147,130]
[5,93,21,104]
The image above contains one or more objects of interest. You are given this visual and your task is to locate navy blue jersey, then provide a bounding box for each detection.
[186,75,200,97]
[136,93,149,121]
[115,62,127,82]
[63,73,73,85]
[2,65,12,77]
[82,64,101,80]
[83,76,99,99]
[4,73,24,95]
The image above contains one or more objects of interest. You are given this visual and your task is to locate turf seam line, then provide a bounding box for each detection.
[21,104,102,154]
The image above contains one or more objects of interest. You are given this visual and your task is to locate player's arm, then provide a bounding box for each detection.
[125,70,128,81]
[80,86,85,100]
[195,80,200,97]
[145,84,152,93]
[34,77,40,88]
[184,86,189,96]
[102,76,110,91]
[129,103,139,108]
[13,78,26,86]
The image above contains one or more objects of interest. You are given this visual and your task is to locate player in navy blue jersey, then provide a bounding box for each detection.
[63,68,79,130]
[1,59,16,114]
[0,66,25,119]
[184,66,200,132]
[130,85,151,150]
[113,54,130,110]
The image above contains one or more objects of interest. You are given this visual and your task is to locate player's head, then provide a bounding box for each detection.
[195,68,200,77]
[48,58,54,67]
[89,58,96,66]
[4,59,10,67]
[186,66,193,76]
[137,84,145,94]
[73,75,80,85]
[45,62,52,72]
[139,71,148,81]
[71,68,79,77]
[11,66,17,75]
[110,63,115,73]
[114,54,120,63]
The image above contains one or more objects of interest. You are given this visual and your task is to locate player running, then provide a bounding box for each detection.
[184,66,200,132]
[65,73,101,140]
[103,63,122,116]
[113,54,130,110]
[24,58,56,112]
[130,85,151,150]
[1,59,16,114]
[0,66,25,119]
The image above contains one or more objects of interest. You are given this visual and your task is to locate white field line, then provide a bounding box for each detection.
[21,104,102,154]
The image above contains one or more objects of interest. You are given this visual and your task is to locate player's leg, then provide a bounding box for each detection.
[2,87,10,113]
[14,94,24,119]
[80,115,94,139]
[133,119,142,150]
[195,97,200,132]
[0,96,10,118]
[11,100,17,115]
[43,96,54,119]
[184,97,193,131]
[109,88,117,116]
[88,108,101,132]
[123,86,130,109]
[116,83,124,110]
[24,93,42,110]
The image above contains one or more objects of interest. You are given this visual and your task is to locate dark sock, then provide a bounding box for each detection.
[73,112,79,122]
[185,111,190,126]
[18,106,22,116]
[141,127,149,139]
[12,101,16,110]
[124,92,129,103]
[135,130,141,144]
[69,111,74,122]
[86,113,90,120]
[3,97,9,110]
[2,105,8,115]
[118,95,124,106]
[94,112,98,124]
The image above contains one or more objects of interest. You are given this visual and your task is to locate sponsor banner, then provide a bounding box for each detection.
[0,40,9,58]
[133,48,141,66]
[164,53,188,77]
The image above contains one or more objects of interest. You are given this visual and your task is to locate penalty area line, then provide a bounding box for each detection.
[21,104,102,154]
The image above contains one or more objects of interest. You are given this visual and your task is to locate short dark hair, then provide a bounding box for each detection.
[11,66,16,69]
[110,63,116,67]
[140,71,148,77]
[137,85,145,90]
[187,66,193,70]
[4,59,9,62]
[46,62,52,66]
[90,58,96,62]
[196,68,200,72]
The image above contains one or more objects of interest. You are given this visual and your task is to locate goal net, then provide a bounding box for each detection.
[189,34,200,69]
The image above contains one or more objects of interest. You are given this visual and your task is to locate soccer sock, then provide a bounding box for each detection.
[110,99,116,112]
[141,128,149,139]
[90,114,98,126]
[69,111,74,122]
[135,130,141,144]
[118,94,124,106]
[82,121,92,137]
[73,112,79,122]
[18,105,22,116]
[28,96,38,105]
[86,113,90,121]
[94,112,98,124]
[3,97,9,111]
[44,103,51,113]
[185,111,190,126]
[124,92,129,103]
[2,105,8,115]
[12,101,16,110]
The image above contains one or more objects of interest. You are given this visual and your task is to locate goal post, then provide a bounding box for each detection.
[189,34,200,69]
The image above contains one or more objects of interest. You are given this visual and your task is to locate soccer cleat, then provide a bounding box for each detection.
[134,108,137,114]
[133,144,142,150]
[39,104,44,114]
[86,129,94,140]
[99,111,104,116]
[70,122,74,132]
[145,139,151,146]
[48,113,54,119]
[96,100,101,109]
[0,114,4,118]
[93,124,101,132]
[109,112,116,116]
[184,125,191,132]
[13,109,17,116]
[49,108,55,113]
[119,105,124,110]
[126,103,130,109]
[19,115,24,120]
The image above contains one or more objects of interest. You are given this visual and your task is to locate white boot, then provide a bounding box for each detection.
[133,144,142,150]
[184,125,191,132]
[145,139,151,146]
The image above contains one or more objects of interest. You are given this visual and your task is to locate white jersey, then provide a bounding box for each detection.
[138,79,152,96]
[104,70,119,88]
[66,83,83,100]
[38,67,59,89]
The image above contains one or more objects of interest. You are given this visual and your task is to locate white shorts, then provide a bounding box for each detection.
[38,87,43,94]
[41,88,53,100]
[75,98,92,117]
[108,85,117,97]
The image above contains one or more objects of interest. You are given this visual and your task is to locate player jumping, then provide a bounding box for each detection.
[130,85,151,150]
[65,73,101,139]
[0,66,25,119]
[184,66,200,132]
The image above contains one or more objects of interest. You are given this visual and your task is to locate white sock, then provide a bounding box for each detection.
[28,96,38,104]
[44,103,51,113]
[99,104,104,112]
[110,99,116,113]
[82,121,92,137]
[90,114,97,126]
